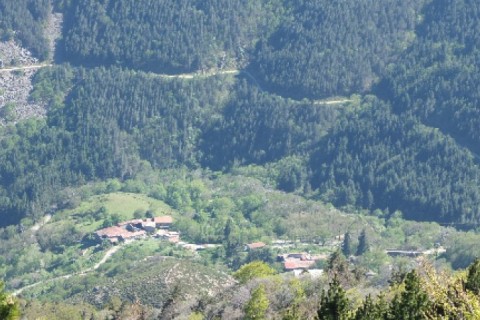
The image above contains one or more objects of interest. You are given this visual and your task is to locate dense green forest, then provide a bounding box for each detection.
[2,0,480,227]
[378,0,480,153]
[310,97,480,223]
[307,0,480,223]
[251,0,426,99]
[0,0,50,60]
[62,0,282,73]
[0,66,339,227]
[201,81,339,170]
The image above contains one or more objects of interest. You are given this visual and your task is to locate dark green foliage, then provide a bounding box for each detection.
[327,250,353,287]
[310,98,480,224]
[252,0,425,99]
[276,156,309,193]
[377,0,480,159]
[62,0,280,73]
[0,0,50,60]
[465,258,480,294]
[354,294,389,320]
[0,67,223,226]
[389,271,429,320]
[341,232,352,257]
[202,80,338,169]
[356,230,369,256]
[318,277,350,320]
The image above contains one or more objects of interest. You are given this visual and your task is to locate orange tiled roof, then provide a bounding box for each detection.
[246,242,266,250]
[154,216,173,224]
[284,259,315,270]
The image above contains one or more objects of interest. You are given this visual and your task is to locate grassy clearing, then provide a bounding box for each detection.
[54,192,176,233]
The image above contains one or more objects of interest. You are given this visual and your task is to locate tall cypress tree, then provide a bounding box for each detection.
[341,232,352,257]
[356,229,370,256]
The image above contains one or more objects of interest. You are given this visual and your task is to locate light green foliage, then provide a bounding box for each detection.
[233,261,276,284]
[444,232,480,269]
[357,249,390,274]
[244,284,269,320]
[0,282,19,320]
[188,312,204,320]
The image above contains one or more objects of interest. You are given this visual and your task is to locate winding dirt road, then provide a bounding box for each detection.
[0,63,52,73]
[13,245,123,296]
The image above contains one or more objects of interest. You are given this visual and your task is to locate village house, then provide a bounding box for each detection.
[94,226,146,244]
[154,215,173,229]
[94,215,175,244]
[284,259,316,271]
[277,252,324,272]
[244,242,267,251]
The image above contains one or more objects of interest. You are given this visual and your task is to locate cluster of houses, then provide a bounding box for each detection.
[94,215,180,244]
[244,241,326,274]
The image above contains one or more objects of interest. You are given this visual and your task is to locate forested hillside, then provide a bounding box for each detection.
[309,97,480,223]
[0,66,340,227]
[62,0,282,73]
[307,0,480,223]
[251,0,425,99]
[0,0,51,60]
[4,0,480,317]
[1,0,480,231]
[378,0,480,153]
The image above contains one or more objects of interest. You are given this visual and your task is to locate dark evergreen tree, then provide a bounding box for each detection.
[354,294,388,320]
[318,277,350,320]
[356,229,369,256]
[465,258,480,295]
[341,232,352,257]
[389,271,429,320]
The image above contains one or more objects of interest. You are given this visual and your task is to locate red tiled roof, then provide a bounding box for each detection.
[95,226,146,239]
[284,259,315,270]
[154,216,173,224]
[246,242,266,250]
[95,226,127,238]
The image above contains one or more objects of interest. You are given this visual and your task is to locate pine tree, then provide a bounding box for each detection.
[317,276,350,320]
[389,271,429,320]
[244,284,269,320]
[465,258,480,295]
[354,294,388,320]
[341,232,352,257]
[327,250,354,286]
[356,229,370,256]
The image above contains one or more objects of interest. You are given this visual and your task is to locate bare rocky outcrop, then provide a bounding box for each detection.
[0,9,63,125]
[46,12,63,59]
